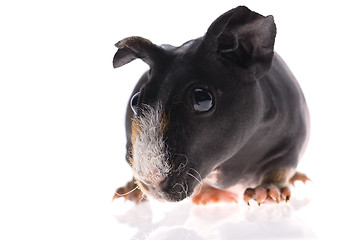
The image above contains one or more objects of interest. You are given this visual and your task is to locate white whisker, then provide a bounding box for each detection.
[173,182,188,198]
[187,170,203,197]
[114,185,139,197]
[173,154,189,174]
[189,168,203,183]
[187,172,202,185]
[138,193,146,203]
[185,182,189,197]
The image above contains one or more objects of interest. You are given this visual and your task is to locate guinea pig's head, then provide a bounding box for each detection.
[113,6,276,202]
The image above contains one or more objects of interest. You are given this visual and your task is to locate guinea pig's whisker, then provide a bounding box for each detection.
[189,168,203,182]
[187,172,202,185]
[138,193,146,203]
[173,182,187,197]
[187,171,203,196]
[114,185,139,197]
[185,182,189,197]
[173,154,189,174]
[174,163,185,174]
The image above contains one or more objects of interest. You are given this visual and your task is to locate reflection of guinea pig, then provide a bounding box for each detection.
[113,6,310,205]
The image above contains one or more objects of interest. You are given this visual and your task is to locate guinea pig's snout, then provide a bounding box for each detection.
[159,177,171,192]
[137,177,187,202]
[159,177,189,202]
[138,177,171,193]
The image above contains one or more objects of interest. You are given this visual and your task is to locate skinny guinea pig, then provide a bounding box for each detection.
[113,6,310,205]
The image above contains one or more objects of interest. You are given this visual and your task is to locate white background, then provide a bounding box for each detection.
[1,0,360,239]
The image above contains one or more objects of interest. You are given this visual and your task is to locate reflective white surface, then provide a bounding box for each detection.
[113,183,316,239]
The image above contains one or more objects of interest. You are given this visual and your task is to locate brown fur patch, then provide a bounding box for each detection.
[131,119,140,147]
[129,119,141,165]
[130,112,169,158]
[261,168,295,185]
[160,112,169,133]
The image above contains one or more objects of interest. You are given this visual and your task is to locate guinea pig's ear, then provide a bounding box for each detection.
[205,6,276,79]
[113,36,166,68]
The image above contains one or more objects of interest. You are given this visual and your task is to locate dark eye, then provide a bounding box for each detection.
[193,88,213,112]
[130,92,140,115]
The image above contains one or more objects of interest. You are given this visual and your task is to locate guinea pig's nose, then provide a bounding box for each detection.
[159,177,171,191]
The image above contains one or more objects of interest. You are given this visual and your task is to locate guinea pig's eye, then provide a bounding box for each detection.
[192,88,213,112]
[130,92,140,115]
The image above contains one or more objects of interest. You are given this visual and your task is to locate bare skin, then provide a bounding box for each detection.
[192,184,238,205]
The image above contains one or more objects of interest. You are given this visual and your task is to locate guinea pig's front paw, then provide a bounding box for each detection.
[113,180,146,203]
[243,185,291,206]
[191,184,238,205]
[243,171,311,206]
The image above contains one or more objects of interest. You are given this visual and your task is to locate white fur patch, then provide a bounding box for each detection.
[131,103,171,187]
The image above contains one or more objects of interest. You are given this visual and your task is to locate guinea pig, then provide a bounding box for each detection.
[113,6,310,205]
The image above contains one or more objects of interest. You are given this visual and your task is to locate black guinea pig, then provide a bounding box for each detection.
[113,6,310,205]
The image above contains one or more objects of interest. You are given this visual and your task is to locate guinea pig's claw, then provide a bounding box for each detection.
[243,188,256,205]
[243,185,291,205]
[268,185,281,204]
[281,186,291,202]
[255,187,267,205]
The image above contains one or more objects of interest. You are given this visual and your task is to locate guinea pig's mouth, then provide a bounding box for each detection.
[135,166,203,202]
